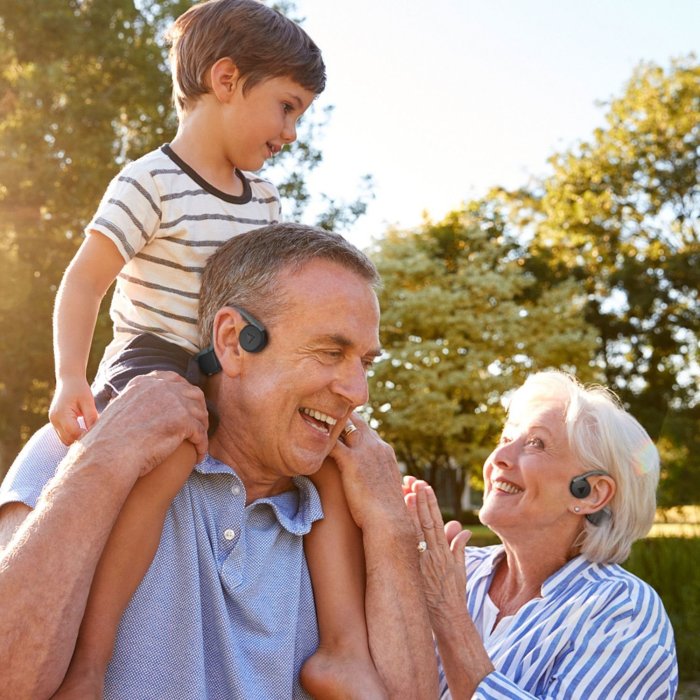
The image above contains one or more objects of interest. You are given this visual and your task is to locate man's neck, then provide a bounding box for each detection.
[208,432,295,505]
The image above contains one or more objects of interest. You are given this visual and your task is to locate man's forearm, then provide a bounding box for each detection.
[0,443,137,699]
[363,518,439,699]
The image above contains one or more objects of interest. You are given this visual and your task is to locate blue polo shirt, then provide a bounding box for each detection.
[1,424,323,699]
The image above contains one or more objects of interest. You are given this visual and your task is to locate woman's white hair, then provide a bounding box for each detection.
[508,370,659,564]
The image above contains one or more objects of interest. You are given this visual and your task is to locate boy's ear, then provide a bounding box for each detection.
[209,57,240,102]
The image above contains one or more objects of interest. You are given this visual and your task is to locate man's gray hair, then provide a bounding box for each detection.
[198,222,380,346]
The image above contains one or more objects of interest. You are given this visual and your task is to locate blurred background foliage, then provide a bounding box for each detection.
[368,57,699,515]
[0,3,697,519]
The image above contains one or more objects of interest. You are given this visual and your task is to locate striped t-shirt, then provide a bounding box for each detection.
[439,545,678,699]
[88,144,280,364]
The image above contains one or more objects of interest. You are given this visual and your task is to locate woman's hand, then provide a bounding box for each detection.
[404,478,472,621]
[405,478,495,696]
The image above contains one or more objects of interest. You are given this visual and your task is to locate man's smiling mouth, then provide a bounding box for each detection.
[299,408,338,435]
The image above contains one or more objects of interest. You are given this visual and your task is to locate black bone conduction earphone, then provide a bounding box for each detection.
[569,469,612,526]
[195,306,268,376]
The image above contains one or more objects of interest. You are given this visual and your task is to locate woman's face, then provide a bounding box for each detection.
[479,400,585,539]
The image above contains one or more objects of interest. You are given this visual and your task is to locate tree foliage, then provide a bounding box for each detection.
[492,56,700,503]
[0,0,183,469]
[0,0,370,473]
[368,203,598,517]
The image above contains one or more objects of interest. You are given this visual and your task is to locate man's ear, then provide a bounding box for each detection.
[212,307,247,375]
[209,57,240,102]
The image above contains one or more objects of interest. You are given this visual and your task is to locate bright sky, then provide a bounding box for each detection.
[291,0,700,249]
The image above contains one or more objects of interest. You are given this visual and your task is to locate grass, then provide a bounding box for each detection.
[624,537,700,685]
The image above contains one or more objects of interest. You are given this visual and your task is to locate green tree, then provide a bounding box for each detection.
[368,203,598,518]
[493,56,700,502]
[0,0,370,474]
[0,0,182,470]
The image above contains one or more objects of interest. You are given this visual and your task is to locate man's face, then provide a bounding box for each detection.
[219,259,381,490]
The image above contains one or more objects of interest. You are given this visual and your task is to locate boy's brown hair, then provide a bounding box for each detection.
[167,0,326,115]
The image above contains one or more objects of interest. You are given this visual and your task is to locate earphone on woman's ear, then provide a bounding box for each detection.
[569,470,609,498]
[195,306,268,376]
[569,470,612,526]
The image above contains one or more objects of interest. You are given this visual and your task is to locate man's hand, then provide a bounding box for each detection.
[329,414,407,531]
[79,371,209,480]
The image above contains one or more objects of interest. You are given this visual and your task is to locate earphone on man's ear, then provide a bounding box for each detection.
[569,469,612,526]
[235,307,268,353]
[195,306,268,376]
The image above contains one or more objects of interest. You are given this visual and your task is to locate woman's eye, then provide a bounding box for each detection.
[527,437,544,448]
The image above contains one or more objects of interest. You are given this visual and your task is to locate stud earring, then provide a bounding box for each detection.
[574,506,581,513]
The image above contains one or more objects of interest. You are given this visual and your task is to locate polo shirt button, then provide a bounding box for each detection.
[231,485,241,496]
[224,529,236,541]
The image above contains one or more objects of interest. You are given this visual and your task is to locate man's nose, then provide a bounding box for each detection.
[331,359,369,407]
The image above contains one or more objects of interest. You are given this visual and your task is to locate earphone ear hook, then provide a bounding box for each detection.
[195,306,268,375]
[569,469,613,527]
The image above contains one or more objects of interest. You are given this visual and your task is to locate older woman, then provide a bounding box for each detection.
[404,370,678,699]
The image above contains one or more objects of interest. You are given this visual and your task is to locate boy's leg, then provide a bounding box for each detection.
[300,461,388,700]
[51,442,197,700]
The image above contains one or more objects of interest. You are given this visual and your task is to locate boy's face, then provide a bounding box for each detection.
[222,75,316,171]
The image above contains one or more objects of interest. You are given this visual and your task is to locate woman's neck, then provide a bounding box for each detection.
[488,540,571,623]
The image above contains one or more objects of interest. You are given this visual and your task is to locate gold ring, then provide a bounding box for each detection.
[417,541,428,553]
[341,423,358,439]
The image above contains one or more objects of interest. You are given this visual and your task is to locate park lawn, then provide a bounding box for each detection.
[651,505,700,538]
[465,506,700,543]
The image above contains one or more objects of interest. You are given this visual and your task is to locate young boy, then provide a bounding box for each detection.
[48,1,384,697]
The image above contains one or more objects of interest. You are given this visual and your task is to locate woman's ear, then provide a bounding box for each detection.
[209,57,240,102]
[582,474,616,514]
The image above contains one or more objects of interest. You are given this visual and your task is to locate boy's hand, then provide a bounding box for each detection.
[49,376,99,445]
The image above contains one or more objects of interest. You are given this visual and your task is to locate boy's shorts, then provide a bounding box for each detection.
[93,333,219,435]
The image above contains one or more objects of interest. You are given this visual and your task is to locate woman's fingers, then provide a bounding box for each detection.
[404,491,425,541]
[425,484,446,529]
[444,520,463,544]
[402,474,417,497]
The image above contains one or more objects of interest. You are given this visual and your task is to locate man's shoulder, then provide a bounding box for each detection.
[0,424,68,511]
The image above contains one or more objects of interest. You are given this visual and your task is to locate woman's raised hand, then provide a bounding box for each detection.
[403,478,471,621]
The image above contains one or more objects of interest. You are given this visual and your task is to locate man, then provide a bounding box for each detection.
[0,223,438,699]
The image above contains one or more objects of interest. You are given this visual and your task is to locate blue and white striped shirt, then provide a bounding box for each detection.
[1,425,323,699]
[439,545,678,699]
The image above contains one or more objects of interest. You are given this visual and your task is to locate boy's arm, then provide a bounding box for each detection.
[0,372,209,700]
[330,422,440,699]
[50,232,126,444]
